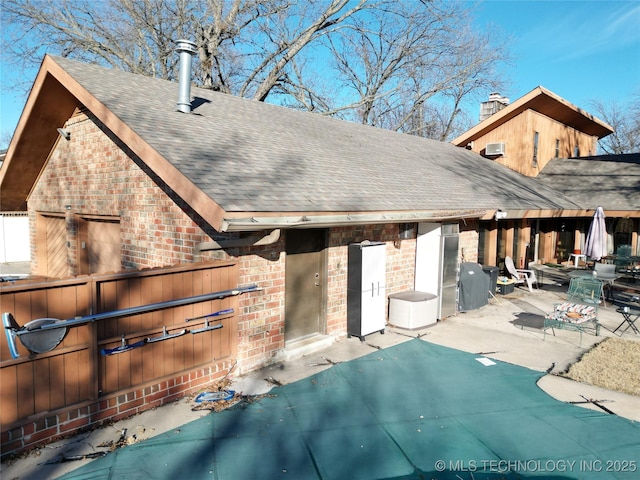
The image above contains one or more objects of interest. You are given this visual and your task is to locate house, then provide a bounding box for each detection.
[2,53,638,456]
[0,54,585,373]
[452,88,639,267]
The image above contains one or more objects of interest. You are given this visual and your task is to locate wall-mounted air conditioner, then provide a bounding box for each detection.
[485,142,506,156]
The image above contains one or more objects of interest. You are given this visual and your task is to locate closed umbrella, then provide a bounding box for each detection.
[584,207,608,261]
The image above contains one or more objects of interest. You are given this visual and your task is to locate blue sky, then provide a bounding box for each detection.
[1,0,639,148]
[471,0,640,113]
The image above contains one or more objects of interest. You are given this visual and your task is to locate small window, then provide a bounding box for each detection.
[555,139,560,158]
[573,146,580,157]
[532,131,539,167]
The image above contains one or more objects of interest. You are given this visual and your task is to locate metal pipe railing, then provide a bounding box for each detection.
[11,284,259,335]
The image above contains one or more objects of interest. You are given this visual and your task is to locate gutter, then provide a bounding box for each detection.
[219,210,487,232]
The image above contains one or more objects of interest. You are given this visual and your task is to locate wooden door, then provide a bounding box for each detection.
[38,214,68,278]
[78,217,121,274]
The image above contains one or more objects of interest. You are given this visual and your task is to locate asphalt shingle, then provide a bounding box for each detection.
[537,154,640,210]
[53,56,582,214]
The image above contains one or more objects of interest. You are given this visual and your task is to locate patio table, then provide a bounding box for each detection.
[613,306,640,335]
[569,253,586,268]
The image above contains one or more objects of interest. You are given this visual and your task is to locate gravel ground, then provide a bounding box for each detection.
[563,338,640,397]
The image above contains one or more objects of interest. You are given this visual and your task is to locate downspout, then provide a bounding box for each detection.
[194,229,281,261]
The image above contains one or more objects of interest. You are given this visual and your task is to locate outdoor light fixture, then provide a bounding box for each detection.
[398,223,414,240]
[494,210,507,221]
[57,128,71,141]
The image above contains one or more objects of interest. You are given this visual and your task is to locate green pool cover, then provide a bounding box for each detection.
[61,339,640,479]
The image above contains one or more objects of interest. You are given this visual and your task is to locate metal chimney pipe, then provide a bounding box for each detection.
[175,39,197,113]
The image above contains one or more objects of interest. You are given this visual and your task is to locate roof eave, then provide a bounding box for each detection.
[0,56,78,211]
[220,209,488,232]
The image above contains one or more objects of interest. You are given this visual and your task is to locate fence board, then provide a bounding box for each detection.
[78,348,91,401]
[33,358,51,413]
[0,365,17,425]
[1,261,238,431]
[49,354,65,410]
[29,288,47,323]
[99,281,118,340]
[64,351,80,405]
[17,362,35,419]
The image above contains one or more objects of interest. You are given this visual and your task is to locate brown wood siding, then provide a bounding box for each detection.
[42,215,68,278]
[1,261,237,430]
[467,109,599,177]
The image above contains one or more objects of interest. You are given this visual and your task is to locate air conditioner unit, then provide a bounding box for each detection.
[485,142,506,156]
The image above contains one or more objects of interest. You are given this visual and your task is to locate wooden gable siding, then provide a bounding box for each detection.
[37,214,68,278]
[1,261,237,437]
[467,109,599,177]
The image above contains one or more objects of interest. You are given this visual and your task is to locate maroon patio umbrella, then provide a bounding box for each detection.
[584,207,608,261]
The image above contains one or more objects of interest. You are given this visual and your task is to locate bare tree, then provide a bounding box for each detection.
[1,0,508,142]
[590,94,640,154]
[321,2,510,140]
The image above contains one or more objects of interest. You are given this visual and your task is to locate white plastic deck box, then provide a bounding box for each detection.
[388,290,438,330]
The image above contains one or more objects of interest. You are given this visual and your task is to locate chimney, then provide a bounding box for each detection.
[479,92,510,122]
[175,39,197,113]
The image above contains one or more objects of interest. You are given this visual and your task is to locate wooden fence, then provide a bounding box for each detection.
[1,261,239,453]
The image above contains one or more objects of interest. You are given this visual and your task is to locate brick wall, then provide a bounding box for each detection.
[460,219,480,263]
[28,113,213,274]
[326,224,417,336]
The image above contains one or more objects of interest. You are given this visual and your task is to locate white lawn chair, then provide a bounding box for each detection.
[505,256,538,292]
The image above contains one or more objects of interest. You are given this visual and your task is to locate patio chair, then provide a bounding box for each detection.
[504,256,537,292]
[614,245,632,271]
[593,262,618,303]
[544,277,602,345]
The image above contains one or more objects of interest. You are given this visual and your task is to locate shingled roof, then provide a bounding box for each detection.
[537,153,640,211]
[1,56,583,231]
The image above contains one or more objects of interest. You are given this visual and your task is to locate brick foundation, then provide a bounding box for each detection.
[1,362,231,460]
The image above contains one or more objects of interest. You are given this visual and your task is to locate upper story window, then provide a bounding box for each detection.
[555,139,560,158]
[532,131,539,167]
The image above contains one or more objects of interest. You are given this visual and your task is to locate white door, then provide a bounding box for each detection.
[415,222,441,295]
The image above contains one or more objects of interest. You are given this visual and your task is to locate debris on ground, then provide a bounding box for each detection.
[188,377,275,412]
[306,356,341,367]
[264,376,284,386]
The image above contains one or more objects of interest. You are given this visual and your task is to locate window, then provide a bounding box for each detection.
[555,139,560,158]
[573,145,580,157]
[532,131,539,167]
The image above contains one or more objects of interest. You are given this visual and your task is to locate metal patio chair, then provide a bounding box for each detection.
[544,277,602,345]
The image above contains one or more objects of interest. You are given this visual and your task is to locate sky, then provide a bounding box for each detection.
[1,0,639,149]
[470,0,640,114]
